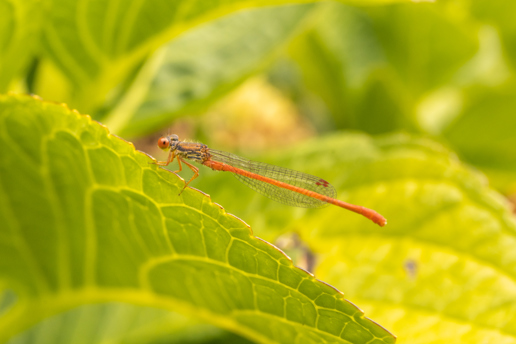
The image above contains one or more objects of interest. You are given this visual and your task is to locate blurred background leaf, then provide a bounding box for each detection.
[105,4,316,137]
[7,303,253,344]
[28,0,415,115]
[469,0,516,69]
[38,0,312,112]
[285,1,480,133]
[271,1,515,194]
[441,82,516,193]
[0,0,41,92]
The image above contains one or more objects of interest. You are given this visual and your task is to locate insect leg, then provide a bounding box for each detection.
[178,158,199,195]
[174,156,183,173]
[154,151,175,166]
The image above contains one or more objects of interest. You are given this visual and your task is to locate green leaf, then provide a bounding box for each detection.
[288,2,478,133]
[309,137,516,343]
[0,0,41,91]
[469,0,516,69]
[364,4,478,95]
[36,0,421,114]
[192,133,516,343]
[281,1,516,194]
[0,94,395,344]
[39,0,321,113]
[441,82,516,193]
[105,4,316,137]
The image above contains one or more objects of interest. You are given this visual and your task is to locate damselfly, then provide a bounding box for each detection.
[156,135,386,226]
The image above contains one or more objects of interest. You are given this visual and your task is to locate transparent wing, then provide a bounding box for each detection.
[208,149,337,208]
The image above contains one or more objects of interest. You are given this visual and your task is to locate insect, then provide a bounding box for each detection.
[155,134,386,226]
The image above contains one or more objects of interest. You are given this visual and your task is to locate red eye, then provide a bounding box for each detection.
[157,137,170,149]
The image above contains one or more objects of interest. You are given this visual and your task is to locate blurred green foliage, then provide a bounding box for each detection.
[2,0,516,343]
[283,1,516,193]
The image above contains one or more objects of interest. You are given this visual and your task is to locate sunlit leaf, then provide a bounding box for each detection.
[192,132,516,343]
[0,94,395,344]
[311,136,516,343]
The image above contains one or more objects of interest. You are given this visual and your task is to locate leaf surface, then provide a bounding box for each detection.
[0,94,395,344]
[311,135,516,343]
[192,133,516,343]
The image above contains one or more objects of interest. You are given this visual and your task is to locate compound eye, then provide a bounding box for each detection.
[157,137,170,149]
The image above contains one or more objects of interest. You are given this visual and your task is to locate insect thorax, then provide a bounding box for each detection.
[177,143,210,163]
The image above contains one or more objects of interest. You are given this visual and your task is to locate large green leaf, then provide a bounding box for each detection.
[190,133,516,343]
[104,4,316,137]
[0,94,395,344]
